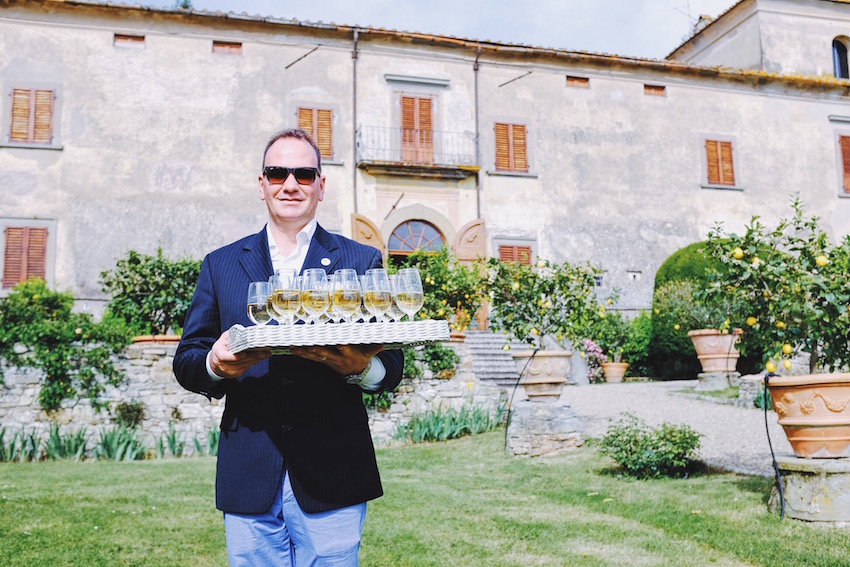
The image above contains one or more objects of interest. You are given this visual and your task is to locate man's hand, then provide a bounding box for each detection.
[290,344,384,376]
[209,330,271,379]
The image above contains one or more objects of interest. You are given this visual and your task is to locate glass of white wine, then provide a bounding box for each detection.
[247,281,272,325]
[301,268,330,324]
[395,267,425,321]
[268,270,300,325]
[332,269,363,323]
[363,268,392,322]
[385,274,405,322]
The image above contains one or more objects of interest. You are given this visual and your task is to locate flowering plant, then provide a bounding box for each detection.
[485,257,604,349]
[582,339,605,383]
[699,195,850,373]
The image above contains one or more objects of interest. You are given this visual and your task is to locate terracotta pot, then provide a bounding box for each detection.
[601,362,628,383]
[687,329,741,373]
[767,372,850,458]
[511,350,571,401]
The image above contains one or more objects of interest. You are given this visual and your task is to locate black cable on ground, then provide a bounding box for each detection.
[504,347,539,452]
[763,372,785,520]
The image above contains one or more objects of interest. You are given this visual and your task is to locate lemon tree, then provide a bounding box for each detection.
[485,257,604,349]
[700,195,850,373]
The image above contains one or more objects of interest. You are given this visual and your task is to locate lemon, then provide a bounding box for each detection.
[530,328,539,335]
[783,359,793,370]
[775,321,786,329]
[511,281,520,291]
[751,257,762,267]
[580,352,586,359]
[607,299,613,305]
[816,254,829,267]
[502,344,510,351]
[782,344,792,355]
[674,324,680,331]
[732,247,744,259]
[766,361,777,373]
[537,260,545,268]
[746,316,757,326]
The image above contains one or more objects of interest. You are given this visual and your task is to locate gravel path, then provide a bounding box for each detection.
[563,380,792,477]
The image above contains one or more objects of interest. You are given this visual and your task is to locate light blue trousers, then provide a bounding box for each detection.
[223,470,367,566]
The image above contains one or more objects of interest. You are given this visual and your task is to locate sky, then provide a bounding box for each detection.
[144,0,740,60]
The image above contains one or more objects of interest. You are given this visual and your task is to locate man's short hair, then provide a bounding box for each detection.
[262,128,322,172]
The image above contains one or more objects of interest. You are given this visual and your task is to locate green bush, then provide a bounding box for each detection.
[0,279,133,412]
[402,348,423,380]
[622,311,652,377]
[395,402,505,443]
[93,425,147,461]
[654,241,721,289]
[421,342,460,377]
[114,400,146,428]
[362,390,393,412]
[99,248,201,336]
[590,310,630,362]
[600,413,702,479]
[42,424,87,461]
[649,280,701,380]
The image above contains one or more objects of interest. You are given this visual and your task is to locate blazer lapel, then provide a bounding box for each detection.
[301,224,341,274]
[239,227,274,283]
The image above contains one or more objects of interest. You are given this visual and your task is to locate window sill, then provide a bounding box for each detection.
[486,170,538,178]
[1,142,63,151]
[700,184,743,191]
[323,159,344,167]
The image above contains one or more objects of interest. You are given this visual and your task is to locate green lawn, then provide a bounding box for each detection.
[1,431,849,566]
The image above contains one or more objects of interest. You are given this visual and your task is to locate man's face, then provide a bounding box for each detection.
[258,137,325,230]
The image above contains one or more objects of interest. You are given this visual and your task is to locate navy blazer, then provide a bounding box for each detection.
[173,225,404,514]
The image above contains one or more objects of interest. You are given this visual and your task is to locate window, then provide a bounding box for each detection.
[213,41,242,54]
[834,38,849,79]
[498,245,532,266]
[2,225,48,289]
[8,88,55,145]
[566,76,589,88]
[839,136,850,193]
[704,139,736,186]
[388,220,444,259]
[644,84,666,96]
[298,108,333,160]
[494,123,528,173]
[400,96,433,163]
[114,34,145,48]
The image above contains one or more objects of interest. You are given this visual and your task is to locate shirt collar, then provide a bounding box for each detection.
[266,219,318,260]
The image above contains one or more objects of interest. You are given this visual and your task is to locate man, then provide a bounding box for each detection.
[173,129,403,566]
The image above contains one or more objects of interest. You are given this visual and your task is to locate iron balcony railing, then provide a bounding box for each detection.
[356,125,477,167]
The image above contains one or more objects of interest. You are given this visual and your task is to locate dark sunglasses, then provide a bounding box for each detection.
[263,166,320,185]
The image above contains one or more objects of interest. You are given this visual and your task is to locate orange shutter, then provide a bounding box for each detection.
[495,123,510,170]
[841,136,850,193]
[3,226,47,288]
[495,123,527,172]
[9,88,53,144]
[417,98,433,162]
[512,125,528,172]
[401,96,432,163]
[298,107,314,135]
[498,245,532,266]
[298,108,333,160]
[706,140,735,186]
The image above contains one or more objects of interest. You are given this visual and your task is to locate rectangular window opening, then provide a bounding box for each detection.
[114,34,145,48]
[840,136,850,194]
[3,226,48,289]
[644,84,666,96]
[213,41,242,54]
[298,107,333,160]
[705,139,736,186]
[495,123,528,173]
[9,88,55,145]
[566,76,590,88]
[498,245,532,266]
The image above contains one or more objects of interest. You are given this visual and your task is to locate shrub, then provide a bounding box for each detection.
[653,240,721,289]
[99,248,201,336]
[590,310,630,362]
[649,280,701,380]
[582,339,605,383]
[114,400,146,428]
[0,279,133,412]
[43,424,87,461]
[600,413,702,479]
[362,391,393,412]
[402,348,423,380]
[93,425,147,461]
[622,311,653,377]
[395,402,505,443]
[421,342,460,377]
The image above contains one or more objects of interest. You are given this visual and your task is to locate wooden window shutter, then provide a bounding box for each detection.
[841,136,850,193]
[495,123,528,172]
[401,96,433,162]
[298,107,333,159]
[706,140,735,186]
[498,245,532,266]
[9,88,54,144]
[3,226,47,288]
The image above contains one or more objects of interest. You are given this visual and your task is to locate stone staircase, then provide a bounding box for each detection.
[463,330,531,388]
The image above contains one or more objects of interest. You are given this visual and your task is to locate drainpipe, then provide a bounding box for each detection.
[474,45,481,220]
[352,29,359,214]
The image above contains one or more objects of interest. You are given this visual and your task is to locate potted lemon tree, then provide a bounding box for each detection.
[592,309,631,382]
[485,257,604,400]
[700,195,850,457]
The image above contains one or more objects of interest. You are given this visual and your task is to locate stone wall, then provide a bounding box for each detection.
[0,338,504,454]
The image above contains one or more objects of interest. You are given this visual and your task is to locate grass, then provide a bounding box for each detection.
[2,432,850,566]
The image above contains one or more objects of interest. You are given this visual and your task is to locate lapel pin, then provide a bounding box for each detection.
[321,257,331,266]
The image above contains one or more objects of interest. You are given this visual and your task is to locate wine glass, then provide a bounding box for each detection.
[247,281,272,325]
[268,269,300,325]
[301,268,330,324]
[385,274,405,322]
[363,268,392,322]
[395,268,425,321]
[332,269,363,323]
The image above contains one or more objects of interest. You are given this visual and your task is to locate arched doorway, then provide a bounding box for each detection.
[387,219,445,263]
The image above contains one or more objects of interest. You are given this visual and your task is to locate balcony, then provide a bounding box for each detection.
[356,126,479,179]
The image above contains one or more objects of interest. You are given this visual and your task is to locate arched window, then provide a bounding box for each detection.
[833,38,849,79]
[387,220,445,259]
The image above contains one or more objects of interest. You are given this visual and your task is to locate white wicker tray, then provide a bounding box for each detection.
[227,320,451,354]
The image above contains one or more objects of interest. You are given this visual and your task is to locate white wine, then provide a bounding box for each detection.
[301,290,330,315]
[270,289,300,317]
[364,290,392,314]
[333,289,362,315]
[247,302,271,325]
[395,291,424,314]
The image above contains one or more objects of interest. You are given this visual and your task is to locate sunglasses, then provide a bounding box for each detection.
[263,166,320,185]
